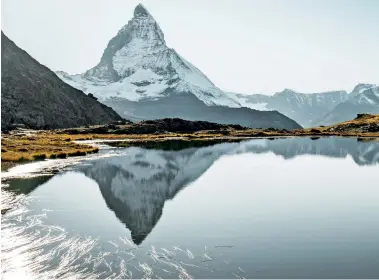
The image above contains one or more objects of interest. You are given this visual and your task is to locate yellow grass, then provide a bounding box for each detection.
[323,114,379,129]
[1,133,99,162]
[298,114,379,136]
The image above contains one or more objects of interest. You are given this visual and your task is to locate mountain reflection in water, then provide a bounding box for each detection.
[77,137,379,245]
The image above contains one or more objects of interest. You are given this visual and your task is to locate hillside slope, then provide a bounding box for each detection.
[104,93,301,129]
[1,32,123,130]
[314,114,379,134]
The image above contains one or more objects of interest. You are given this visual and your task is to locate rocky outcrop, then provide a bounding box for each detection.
[60,117,245,135]
[136,118,245,132]
[1,32,124,131]
[322,114,379,133]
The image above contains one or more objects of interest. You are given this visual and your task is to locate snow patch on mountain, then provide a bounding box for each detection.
[351,83,378,95]
[227,92,269,110]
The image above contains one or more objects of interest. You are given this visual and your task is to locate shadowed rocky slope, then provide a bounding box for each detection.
[1,32,123,131]
[104,93,302,129]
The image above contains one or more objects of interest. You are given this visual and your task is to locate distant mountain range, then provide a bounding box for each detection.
[1,32,123,130]
[229,84,379,127]
[56,4,300,130]
[315,84,379,126]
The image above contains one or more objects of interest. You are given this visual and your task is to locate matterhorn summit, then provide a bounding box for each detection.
[57,4,239,107]
[57,4,301,129]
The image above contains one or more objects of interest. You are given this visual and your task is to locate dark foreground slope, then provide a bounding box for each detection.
[1,32,123,131]
[104,92,302,129]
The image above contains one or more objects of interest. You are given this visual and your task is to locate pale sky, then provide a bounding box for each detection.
[2,0,378,95]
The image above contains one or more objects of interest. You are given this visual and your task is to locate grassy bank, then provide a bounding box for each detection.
[2,128,377,165]
[1,132,99,165]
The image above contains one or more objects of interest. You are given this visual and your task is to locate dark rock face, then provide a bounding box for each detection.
[134,3,150,17]
[135,118,245,132]
[1,32,124,131]
[356,113,369,119]
[104,92,302,130]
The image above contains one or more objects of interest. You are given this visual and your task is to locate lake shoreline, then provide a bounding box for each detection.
[2,134,378,176]
[2,114,378,169]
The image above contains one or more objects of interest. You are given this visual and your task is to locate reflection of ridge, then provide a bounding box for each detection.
[4,175,52,196]
[81,137,379,245]
[258,137,379,165]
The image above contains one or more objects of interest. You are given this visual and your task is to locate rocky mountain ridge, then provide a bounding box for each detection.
[232,84,378,127]
[316,84,379,125]
[1,32,123,131]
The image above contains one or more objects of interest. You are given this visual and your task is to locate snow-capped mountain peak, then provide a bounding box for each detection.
[349,84,379,106]
[57,4,240,107]
[351,83,377,95]
[315,84,379,126]
[134,3,153,18]
[279,88,297,94]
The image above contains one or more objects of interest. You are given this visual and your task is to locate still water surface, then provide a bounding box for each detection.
[1,137,379,279]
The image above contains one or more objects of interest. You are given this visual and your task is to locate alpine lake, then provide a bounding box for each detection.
[1,137,378,279]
